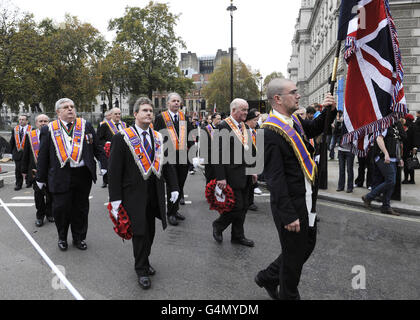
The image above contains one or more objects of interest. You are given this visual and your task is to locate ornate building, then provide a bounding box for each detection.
[288,0,420,112]
[152,48,239,117]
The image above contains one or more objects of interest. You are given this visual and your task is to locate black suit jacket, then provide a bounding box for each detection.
[108,128,179,235]
[21,130,38,180]
[264,109,336,226]
[9,128,26,161]
[36,120,107,193]
[97,121,126,147]
[214,119,251,190]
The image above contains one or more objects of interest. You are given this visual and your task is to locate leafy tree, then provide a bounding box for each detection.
[97,43,132,109]
[109,2,186,98]
[37,15,107,112]
[202,58,260,114]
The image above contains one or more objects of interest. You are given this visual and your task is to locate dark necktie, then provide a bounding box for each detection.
[142,131,154,162]
[173,115,179,135]
[19,128,24,141]
[116,123,120,130]
[67,122,72,132]
[238,123,242,131]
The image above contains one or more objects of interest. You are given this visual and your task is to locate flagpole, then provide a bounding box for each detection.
[318,40,342,190]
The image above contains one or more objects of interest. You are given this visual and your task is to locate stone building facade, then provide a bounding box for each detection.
[288,0,420,113]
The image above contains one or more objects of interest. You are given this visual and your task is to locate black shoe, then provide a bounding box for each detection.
[409,180,415,184]
[168,215,179,226]
[138,276,151,289]
[180,197,185,205]
[101,183,108,188]
[380,207,400,216]
[175,212,185,220]
[361,195,373,210]
[14,186,22,191]
[248,204,258,211]
[336,188,344,192]
[148,266,156,276]
[73,240,87,250]
[212,225,223,243]
[401,180,409,184]
[231,237,254,247]
[255,273,280,300]
[346,189,353,193]
[47,216,55,223]
[58,240,68,251]
[35,218,44,227]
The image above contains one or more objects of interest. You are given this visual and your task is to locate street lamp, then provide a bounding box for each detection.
[227,0,237,104]
[259,76,263,112]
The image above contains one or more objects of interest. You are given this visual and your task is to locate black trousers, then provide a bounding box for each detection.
[14,160,28,187]
[34,183,52,220]
[166,163,188,217]
[355,150,374,188]
[213,186,250,240]
[259,216,317,300]
[133,179,157,276]
[51,167,92,241]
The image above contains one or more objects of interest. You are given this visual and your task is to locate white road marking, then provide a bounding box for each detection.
[320,201,420,224]
[184,201,192,205]
[12,196,35,200]
[0,203,35,207]
[0,197,84,300]
[0,174,15,179]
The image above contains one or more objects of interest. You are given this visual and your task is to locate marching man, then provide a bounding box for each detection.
[10,115,32,190]
[36,98,108,251]
[21,114,53,227]
[108,97,179,290]
[97,108,127,188]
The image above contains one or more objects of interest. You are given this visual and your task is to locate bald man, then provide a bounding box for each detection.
[22,114,53,227]
[97,108,127,187]
[255,78,337,300]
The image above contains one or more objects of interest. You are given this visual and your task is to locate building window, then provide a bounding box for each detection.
[161,98,166,107]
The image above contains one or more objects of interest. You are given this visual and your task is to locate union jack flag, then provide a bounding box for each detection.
[338,0,407,156]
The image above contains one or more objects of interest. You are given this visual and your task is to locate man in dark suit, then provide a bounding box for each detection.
[21,114,53,227]
[108,97,179,290]
[154,92,193,226]
[212,98,257,247]
[36,98,107,251]
[255,78,336,300]
[202,113,221,184]
[97,108,127,188]
[9,114,32,190]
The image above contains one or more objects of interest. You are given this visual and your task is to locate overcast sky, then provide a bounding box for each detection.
[10,0,301,78]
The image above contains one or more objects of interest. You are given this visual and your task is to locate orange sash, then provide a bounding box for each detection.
[14,125,31,151]
[162,111,187,150]
[49,118,85,168]
[121,127,163,179]
[225,117,249,151]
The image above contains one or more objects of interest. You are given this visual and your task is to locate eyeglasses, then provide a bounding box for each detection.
[277,89,299,97]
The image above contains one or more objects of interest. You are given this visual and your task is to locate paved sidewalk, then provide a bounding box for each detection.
[318,159,420,217]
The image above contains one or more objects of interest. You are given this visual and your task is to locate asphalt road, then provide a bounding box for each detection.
[0,163,419,300]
